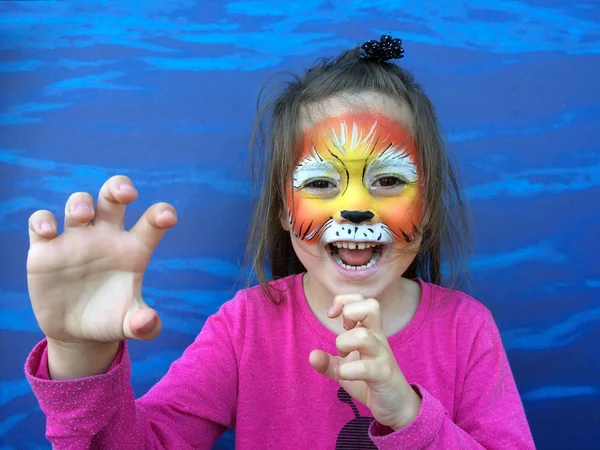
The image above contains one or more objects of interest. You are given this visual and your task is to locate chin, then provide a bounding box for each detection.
[293,236,415,299]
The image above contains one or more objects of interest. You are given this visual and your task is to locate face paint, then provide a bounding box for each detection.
[286,113,422,245]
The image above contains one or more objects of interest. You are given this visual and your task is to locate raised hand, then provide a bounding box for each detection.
[27,175,177,347]
[309,294,422,430]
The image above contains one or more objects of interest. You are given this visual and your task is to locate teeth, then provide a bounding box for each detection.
[331,246,382,271]
[330,241,376,249]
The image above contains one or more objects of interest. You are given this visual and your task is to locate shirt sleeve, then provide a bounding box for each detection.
[25,295,245,450]
[369,311,536,449]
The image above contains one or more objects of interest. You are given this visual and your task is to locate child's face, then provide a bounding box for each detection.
[285,98,422,298]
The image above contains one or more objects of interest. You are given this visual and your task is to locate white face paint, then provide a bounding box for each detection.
[364,145,419,195]
[292,153,340,190]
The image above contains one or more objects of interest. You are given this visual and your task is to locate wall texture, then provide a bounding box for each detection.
[1,1,598,448]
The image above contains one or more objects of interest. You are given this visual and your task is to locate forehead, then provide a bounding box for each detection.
[299,91,414,134]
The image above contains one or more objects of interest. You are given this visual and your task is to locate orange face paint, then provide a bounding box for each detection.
[286,113,422,245]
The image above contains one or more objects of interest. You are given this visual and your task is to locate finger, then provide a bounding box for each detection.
[130,202,177,251]
[28,210,59,244]
[309,349,341,380]
[64,192,95,230]
[123,305,162,341]
[337,359,391,384]
[341,298,382,334]
[336,326,382,358]
[329,293,364,318]
[95,175,138,227]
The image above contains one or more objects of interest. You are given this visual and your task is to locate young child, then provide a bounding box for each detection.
[25,35,535,449]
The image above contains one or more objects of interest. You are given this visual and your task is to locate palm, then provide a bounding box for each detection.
[26,176,176,344]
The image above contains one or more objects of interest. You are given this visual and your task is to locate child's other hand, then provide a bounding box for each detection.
[27,175,177,346]
[309,294,421,430]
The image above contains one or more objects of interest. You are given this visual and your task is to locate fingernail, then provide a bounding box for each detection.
[119,183,135,191]
[328,305,335,316]
[75,202,91,213]
[161,209,175,218]
[39,221,52,231]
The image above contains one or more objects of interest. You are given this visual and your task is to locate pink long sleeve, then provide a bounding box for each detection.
[369,311,535,449]
[26,297,242,449]
[26,275,535,449]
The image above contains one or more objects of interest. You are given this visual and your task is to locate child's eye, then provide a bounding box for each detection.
[305,179,336,189]
[302,178,339,198]
[368,175,408,197]
[373,176,406,188]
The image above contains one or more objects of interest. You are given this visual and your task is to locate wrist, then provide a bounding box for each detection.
[47,338,120,380]
[390,385,422,431]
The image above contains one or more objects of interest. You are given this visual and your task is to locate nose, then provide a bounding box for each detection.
[340,210,374,224]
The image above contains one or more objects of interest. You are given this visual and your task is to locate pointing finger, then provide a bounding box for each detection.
[341,298,383,334]
[336,326,382,358]
[95,175,138,228]
[329,293,364,319]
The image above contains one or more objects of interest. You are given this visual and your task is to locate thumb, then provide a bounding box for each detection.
[123,299,162,340]
[309,349,340,380]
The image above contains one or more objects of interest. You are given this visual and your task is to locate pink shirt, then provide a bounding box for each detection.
[25,275,535,449]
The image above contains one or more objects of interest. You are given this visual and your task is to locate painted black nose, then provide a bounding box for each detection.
[340,210,374,224]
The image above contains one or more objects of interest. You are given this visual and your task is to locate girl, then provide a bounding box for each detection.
[25,36,535,449]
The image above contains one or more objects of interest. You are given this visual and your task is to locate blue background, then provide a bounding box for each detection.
[1,1,599,448]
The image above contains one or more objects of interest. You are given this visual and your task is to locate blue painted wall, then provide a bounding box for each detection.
[1,1,599,448]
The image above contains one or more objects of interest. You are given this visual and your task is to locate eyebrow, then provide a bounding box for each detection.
[293,158,339,188]
[366,147,418,180]
[368,155,411,170]
[295,159,337,173]
[371,143,412,165]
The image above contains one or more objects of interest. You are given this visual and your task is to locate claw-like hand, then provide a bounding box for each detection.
[27,175,177,346]
[309,294,422,430]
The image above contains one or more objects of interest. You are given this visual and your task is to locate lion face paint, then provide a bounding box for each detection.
[286,113,422,245]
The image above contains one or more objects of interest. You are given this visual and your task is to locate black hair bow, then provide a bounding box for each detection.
[360,34,405,62]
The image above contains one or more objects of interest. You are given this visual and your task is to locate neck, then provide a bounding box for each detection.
[302,273,421,336]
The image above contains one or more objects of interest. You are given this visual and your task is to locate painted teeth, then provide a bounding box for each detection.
[331,242,377,249]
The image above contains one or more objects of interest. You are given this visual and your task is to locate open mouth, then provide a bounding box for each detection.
[327,242,384,271]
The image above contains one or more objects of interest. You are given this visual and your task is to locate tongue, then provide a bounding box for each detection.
[338,247,374,267]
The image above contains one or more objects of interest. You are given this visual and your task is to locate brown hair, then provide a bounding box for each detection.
[247,47,471,302]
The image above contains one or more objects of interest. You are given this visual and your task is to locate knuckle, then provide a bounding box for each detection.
[116,174,132,183]
[334,294,349,306]
[155,201,171,210]
[29,209,47,221]
[366,298,380,314]
[69,192,93,204]
[112,175,134,188]
[356,327,370,341]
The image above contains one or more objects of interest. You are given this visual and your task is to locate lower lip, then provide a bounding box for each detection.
[327,247,382,281]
